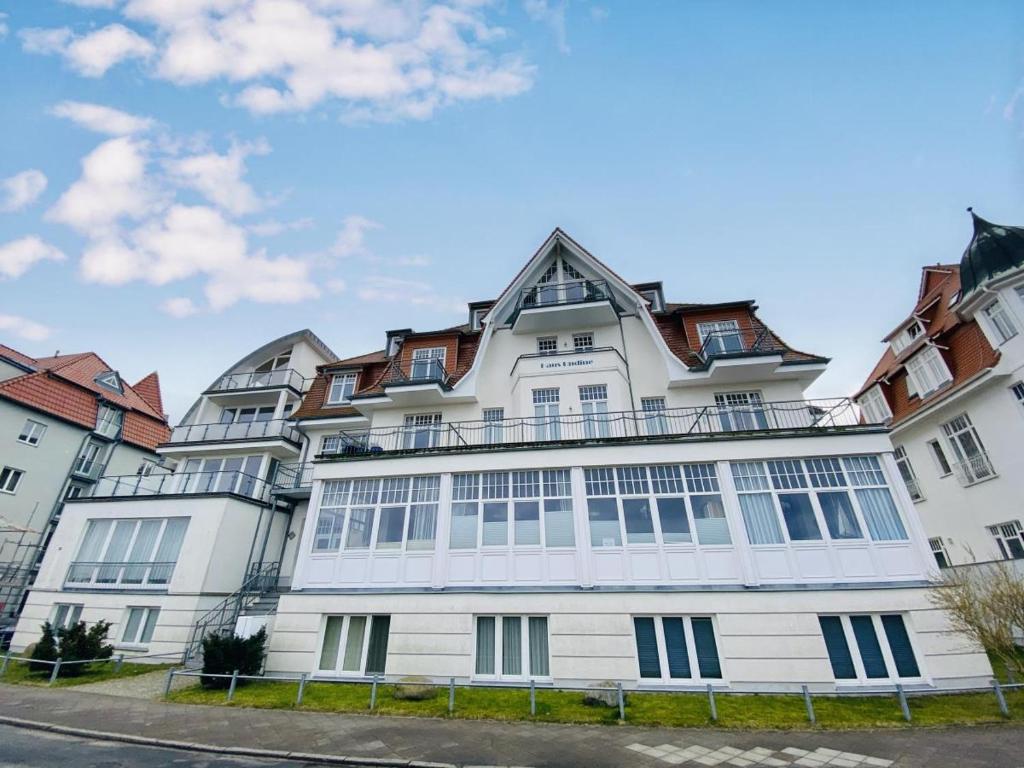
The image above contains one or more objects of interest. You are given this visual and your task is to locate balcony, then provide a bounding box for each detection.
[271,461,313,499]
[71,456,104,482]
[318,398,870,460]
[370,358,458,407]
[205,368,307,394]
[65,560,176,590]
[90,470,272,504]
[509,278,620,334]
[951,453,997,487]
[163,418,301,447]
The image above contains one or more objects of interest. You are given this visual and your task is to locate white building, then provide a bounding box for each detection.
[855,210,1024,568]
[270,230,989,692]
[10,330,335,659]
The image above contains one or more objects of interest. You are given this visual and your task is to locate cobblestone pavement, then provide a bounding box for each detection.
[71,668,193,698]
[0,683,1021,767]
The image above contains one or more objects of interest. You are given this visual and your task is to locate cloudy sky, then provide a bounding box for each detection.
[1,1,1023,420]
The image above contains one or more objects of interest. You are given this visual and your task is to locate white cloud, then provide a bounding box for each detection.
[68,24,155,77]
[61,0,120,7]
[358,275,464,314]
[205,253,319,309]
[0,314,53,342]
[331,214,381,259]
[161,296,200,317]
[20,27,74,55]
[0,236,66,279]
[1004,83,1024,122]
[166,139,269,216]
[0,12,8,39]
[249,216,313,237]
[396,254,431,267]
[51,100,154,136]
[47,137,157,236]
[524,0,569,54]
[326,277,346,293]
[0,170,48,212]
[80,236,151,284]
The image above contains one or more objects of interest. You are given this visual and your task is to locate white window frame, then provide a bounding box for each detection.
[95,404,124,439]
[982,299,1018,344]
[316,614,387,677]
[1011,381,1024,416]
[904,346,952,398]
[536,336,558,355]
[402,413,443,449]
[822,613,926,685]
[572,332,595,352]
[482,408,504,444]
[890,320,923,355]
[941,413,995,485]
[532,388,560,441]
[641,397,668,436]
[696,320,743,355]
[858,385,892,424]
[0,466,24,494]
[926,439,952,477]
[640,289,662,312]
[470,308,487,331]
[119,606,159,647]
[988,520,1024,560]
[67,517,189,588]
[928,538,950,569]
[326,372,358,405]
[17,419,46,446]
[892,446,923,502]
[632,615,724,684]
[51,603,84,630]
[579,384,610,438]
[409,347,446,379]
[472,615,550,681]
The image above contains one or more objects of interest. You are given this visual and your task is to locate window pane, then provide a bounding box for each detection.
[528,617,549,677]
[818,492,863,539]
[623,498,656,543]
[319,616,343,671]
[514,501,541,545]
[738,493,784,545]
[818,616,856,679]
[656,497,691,543]
[633,617,662,678]
[587,498,621,547]
[314,509,343,552]
[345,508,374,549]
[691,618,722,679]
[778,493,822,541]
[482,502,508,546]
[543,498,575,547]
[691,495,730,545]
[450,502,479,549]
[406,505,437,550]
[365,616,391,675]
[663,618,692,678]
[53,605,69,629]
[851,616,888,678]
[376,507,406,549]
[881,615,920,678]
[855,488,908,541]
[122,608,142,643]
[342,616,367,671]
[476,617,496,675]
[140,609,159,643]
[502,616,522,676]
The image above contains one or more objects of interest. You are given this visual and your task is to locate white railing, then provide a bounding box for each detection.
[206,368,307,393]
[951,454,996,486]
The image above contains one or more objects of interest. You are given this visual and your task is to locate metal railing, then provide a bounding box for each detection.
[206,368,307,393]
[518,278,612,310]
[272,462,313,493]
[183,561,281,662]
[319,398,866,459]
[381,357,451,388]
[166,418,301,446]
[91,470,272,503]
[71,457,104,481]
[903,476,924,501]
[64,560,178,589]
[951,453,997,486]
[697,327,786,362]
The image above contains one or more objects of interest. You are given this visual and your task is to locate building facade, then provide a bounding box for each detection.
[271,230,988,692]
[855,211,1024,568]
[10,330,334,658]
[0,345,170,624]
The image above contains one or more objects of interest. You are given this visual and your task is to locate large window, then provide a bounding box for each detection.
[941,414,994,485]
[0,466,24,494]
[327,373,357,404]
[474,616,549,679]
[482,408,504,444]
[893,446,923,502]
[409,347,446,379]
[989,521,1024,560]
[714,391,767,431]
[697,320,743,356]
[532,388,560,441]
[858,385,892,424]
[633,616,722,682]
[17,419,46,446]
[729,456,907,545]
[641,397,668,436]
[449,470,574,549]
[95,404,124,439]
[583,464,729,547]
[580,384,610,438]
[51,603,83,630]
[573,332,595,352]
[318,615,391,676]
[890,321,922,355]
[181,455,263,496]
[982,299,1018,344]
[536,336,558,355]
[66,517,189,587]
[819,614,921,682]
[402,413,442,449]
[313,476,440,553]
[905,346,952,398]
[120,607,160,646]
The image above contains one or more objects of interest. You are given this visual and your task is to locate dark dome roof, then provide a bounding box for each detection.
[959,209,1024,300]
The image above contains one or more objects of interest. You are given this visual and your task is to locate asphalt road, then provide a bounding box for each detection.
[0,725,315,768]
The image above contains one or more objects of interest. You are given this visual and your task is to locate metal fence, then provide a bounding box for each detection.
[166,419,301,446]
[206,368,308,393]
[0,650,183,685]
[91,470,273,503]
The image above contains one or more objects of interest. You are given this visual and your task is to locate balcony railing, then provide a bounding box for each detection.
[903,476,924,501]
[697,327,786,362]
[381,358,451,388]
[518,277,612,310]
[91,470,272,503]
[165,418,301,446]
[71,456,104,481]
[319,398,866,459]
[65,560,177,589]
[951,453,997,486]
[272,462,313,493]
[206,368,307,393]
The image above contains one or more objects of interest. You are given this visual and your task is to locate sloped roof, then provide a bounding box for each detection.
[959,209,1024,301]
[133,372,164,416]
[0,344,40,370]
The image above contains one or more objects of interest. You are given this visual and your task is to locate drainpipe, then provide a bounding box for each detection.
[616,305,639,436]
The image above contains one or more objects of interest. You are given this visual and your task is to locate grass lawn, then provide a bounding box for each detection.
[0,658,170,688]
[167,679,1024,730]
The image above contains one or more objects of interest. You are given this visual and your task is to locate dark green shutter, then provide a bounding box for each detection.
[662,618,691,678]
[851,615,888,678]
[881,615,920,678]
[633,617,662,678]
[691,618,722,679]
[818,616,856,679]
[364,615,390,675]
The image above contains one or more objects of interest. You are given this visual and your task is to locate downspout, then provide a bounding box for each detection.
[616,302,639,435]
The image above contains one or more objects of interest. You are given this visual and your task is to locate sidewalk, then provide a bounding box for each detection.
[0,682,1020,768]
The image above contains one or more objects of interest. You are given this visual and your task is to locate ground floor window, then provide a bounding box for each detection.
[51,603,83,630]
[818,614,920,681]
[318,615,391,676]
[474,615,549,679]
[121,607,159,645]
[989,520,1024,560]
[633,616,722,682]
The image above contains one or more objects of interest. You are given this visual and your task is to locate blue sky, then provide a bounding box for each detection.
[1,1,1023,420]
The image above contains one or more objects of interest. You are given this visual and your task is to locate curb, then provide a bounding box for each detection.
[0,714,458,768]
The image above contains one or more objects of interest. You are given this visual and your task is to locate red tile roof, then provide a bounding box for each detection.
[0,345,171,451]
[132,372,164,416]
[0,344,40,370]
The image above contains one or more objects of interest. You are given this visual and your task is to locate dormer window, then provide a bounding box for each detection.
[858,385,892,424]
[327,372,357,405]
[890,321,923,355]
[95,404,124,439]
[94,370,123,394]
[905,346,952,398]
[981,299,1018,344]
[639,289,663,312]
[470,308,487,331]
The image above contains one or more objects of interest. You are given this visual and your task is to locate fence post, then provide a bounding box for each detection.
[993,679,1010,718]
[706,684,717,723]
[163,669,176,698]
[530,679,536,716]
[1007,663,1017,685]
[114,654,124,673]
[448,677,455,715]
[616,682,625,721]
[227,669,239,702]
[49,658,62,685]
[801,685,815,725]
[370,674,378,711]
[895,684,911,722]
[296,673,307,707]
[0,653,10,677]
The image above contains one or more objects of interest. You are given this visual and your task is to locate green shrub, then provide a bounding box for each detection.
[28,622,58,673]
[201,628,266,689]
[27,620,113,677]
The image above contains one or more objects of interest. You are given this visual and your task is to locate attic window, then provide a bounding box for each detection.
[94,370,123,394]
[639,289,662,312]
[471,308,487,331]
[890,321,923,355]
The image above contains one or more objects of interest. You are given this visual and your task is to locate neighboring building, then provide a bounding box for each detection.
[0,345,171,623]
[855,210,1024,568]
[270,229,987,691]
[10,330,335,658]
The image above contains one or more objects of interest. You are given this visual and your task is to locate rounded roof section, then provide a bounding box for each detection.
[959,208,1024,300]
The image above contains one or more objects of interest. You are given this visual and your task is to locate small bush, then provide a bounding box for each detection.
[201,628,266,689]
[28,620,113,677]
[28,623,58,673]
